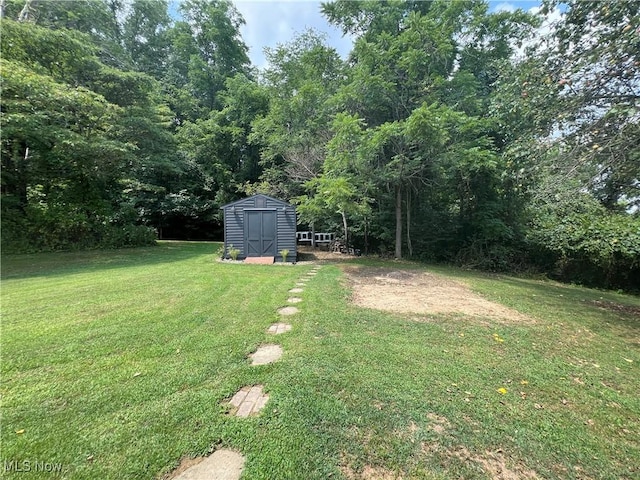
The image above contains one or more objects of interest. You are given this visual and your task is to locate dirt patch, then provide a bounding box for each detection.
[297,245,358,263]
[450,447,540,480]
[426,412,451,435]
[340,458,402,480]
[588,300,640,317]
[417,443,540,480]
[343,266,532,324]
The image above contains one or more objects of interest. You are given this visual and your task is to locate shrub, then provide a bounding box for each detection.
[227,244,240,261]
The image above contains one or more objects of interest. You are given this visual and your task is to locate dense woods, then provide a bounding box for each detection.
[1,0,638,290]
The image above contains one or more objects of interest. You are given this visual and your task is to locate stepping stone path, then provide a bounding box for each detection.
[267,323,292,334]
[277,306,298,315]
[171,266,324,478]
[172,449,245,480]
[249,344,283,365]
[228,385,269,417]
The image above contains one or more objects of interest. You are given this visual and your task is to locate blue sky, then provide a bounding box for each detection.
[231,0,545,69]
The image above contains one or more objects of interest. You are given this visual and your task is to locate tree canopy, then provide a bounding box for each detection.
[1,0,637,290]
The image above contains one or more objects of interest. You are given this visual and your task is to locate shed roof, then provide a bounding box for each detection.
[219,194,293,209]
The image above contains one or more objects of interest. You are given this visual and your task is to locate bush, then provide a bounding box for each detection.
[1,202,157,253]
[527,194,640,291]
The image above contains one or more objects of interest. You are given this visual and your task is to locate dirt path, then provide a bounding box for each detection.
[342,266,532,324]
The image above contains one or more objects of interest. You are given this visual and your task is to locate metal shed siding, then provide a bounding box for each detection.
[223,207,246,257]
[276,207,297,260]
[221,195,297,262]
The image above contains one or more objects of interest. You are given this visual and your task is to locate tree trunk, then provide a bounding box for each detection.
[18,0,33,22]
[395,184,402,259]
[341,211,348,250]
[2,141,29,211]
[364,219,369,255]
[406,189,413,257]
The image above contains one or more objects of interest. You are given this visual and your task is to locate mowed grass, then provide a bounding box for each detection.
[1,242,639,479]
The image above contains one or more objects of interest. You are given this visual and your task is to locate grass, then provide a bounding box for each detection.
[1,241,639,479]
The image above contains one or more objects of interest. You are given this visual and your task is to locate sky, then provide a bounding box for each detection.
[231,0,546,69]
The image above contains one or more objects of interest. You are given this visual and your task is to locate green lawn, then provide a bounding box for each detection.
[1,241,639,479]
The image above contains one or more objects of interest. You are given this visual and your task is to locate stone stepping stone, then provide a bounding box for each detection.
[287,297,302,304]
[289,287,304,293]
[173,449,244,480]
[306,272,317,276]
[228,385,269,417]
[267,323,292,334]
[249,344,283,365]
[295,282,305,286]
[277,306,299,315]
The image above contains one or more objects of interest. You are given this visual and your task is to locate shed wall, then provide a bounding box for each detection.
[222,195,297,262]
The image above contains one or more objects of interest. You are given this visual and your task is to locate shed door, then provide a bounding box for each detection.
[245,210,276,257]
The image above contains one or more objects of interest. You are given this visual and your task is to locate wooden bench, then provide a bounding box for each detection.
[296,232,335,247]
[296,231,313,243]
[314,233,334,245]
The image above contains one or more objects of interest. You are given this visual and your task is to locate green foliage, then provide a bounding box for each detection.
[1,18,168,252]
[251,30,346,199]
[527,193,640,289]
[227,244,240,260]
[2,0,636,290]
[279,249,290,262]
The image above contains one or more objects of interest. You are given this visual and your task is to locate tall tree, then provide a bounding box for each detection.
[490,0,640,287]
[297,113,373,248]
[121,0,172,79]
[543,0,639,210]
[166,0,249,119]
[322,0,535,259]
[251,30,346,199]
[1,19,168,250]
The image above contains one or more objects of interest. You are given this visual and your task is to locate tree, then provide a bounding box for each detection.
[520,0,640,211]
[296,113,373,248]
[490,0,640,287]
[1,19,169,250]
[250,30,346,199]
[322,0,533,259]
[175,74,269,209]
[167,0,249,116]
[121,0,172,79]
[554,0,639,210]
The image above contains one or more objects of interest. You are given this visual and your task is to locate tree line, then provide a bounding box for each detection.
[1,0,638,290]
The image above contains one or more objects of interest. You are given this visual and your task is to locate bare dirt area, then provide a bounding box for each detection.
[296,245,358,263]
[342,266,532,324]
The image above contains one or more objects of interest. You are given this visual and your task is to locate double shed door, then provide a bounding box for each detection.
[245,209,277,257]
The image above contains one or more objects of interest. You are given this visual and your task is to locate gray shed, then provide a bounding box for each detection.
[220,194,297,262]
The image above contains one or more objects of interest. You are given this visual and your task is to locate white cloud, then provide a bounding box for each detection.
[233,1,353,69]
[493,3,516,13]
